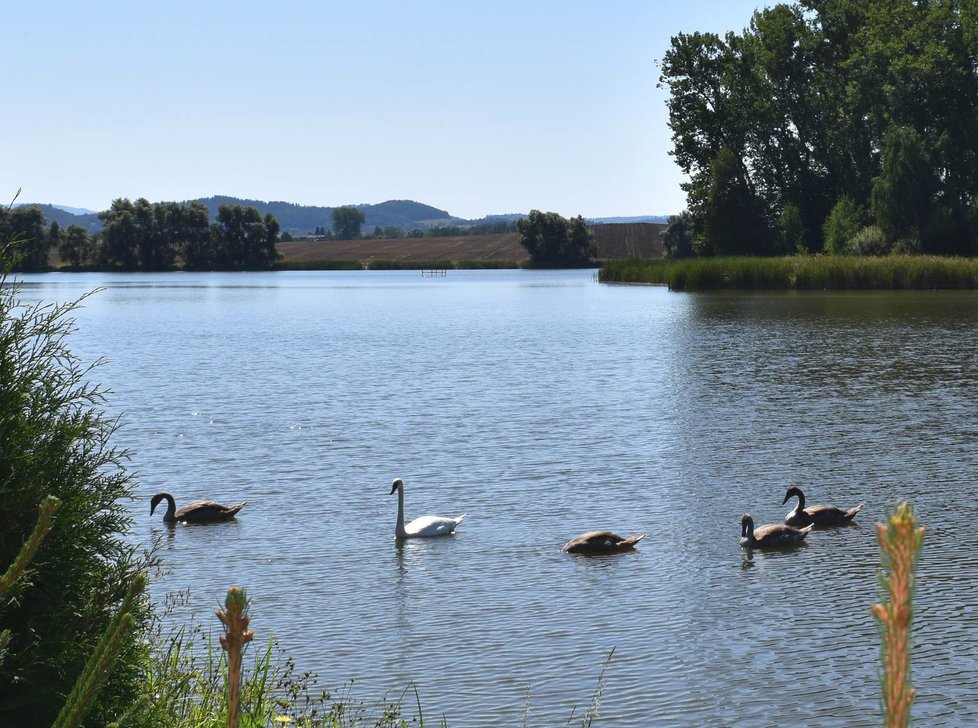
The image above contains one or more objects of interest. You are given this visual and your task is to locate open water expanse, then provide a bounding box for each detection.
[13,269,978,726]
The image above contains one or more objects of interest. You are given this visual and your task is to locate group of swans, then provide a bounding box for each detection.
[149,478,644,555]
[391,477,646,554]
[741,486,863,549]
[149,480,861,555]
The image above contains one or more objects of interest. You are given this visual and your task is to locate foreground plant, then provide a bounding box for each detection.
[218,587,255,728]
[871,502,924,728]
[1,243,153,725]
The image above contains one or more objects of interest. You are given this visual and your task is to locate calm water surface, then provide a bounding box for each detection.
[14,270,978,726]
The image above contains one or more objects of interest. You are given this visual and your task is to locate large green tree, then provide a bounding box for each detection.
[332,206,366,240]
[98,199,141,269]
[58,224,92,268]
[213,205,281,269]
[516,210,596,266]
[0,206,49,271]
[659,0,978,255]
[175,201,215,270]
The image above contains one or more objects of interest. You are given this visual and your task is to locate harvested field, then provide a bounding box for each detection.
[592,222,665,259]
[277,222,664,266]
[278,232,526,265]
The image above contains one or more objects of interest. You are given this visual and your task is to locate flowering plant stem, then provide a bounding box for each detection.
[871,502,924,728]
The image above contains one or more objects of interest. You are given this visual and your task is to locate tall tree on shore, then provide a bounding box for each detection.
[0,206,49,271]
[59,225,92,268]
[98,199,140,269]
[659,0,978,255]
[212,205,281,269]
[331,206,365,240]
[517,210,596,266]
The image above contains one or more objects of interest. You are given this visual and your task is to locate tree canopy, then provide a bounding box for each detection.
[332,206,366,240]
[516,210,597,266]
[659,0,978,256]
[94,199,281,270]
[0,206,48,271]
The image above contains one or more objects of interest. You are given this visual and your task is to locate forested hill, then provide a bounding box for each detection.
[189,197,453,234]
[19,198,455,235]
[21,205,102,234]
[18,198,669,235]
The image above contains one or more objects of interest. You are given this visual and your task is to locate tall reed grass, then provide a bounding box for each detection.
[600,256,978,290]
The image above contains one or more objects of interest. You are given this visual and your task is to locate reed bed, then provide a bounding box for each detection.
[600,256,978,290]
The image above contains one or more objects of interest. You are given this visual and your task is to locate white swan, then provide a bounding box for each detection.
[390,477,465,538]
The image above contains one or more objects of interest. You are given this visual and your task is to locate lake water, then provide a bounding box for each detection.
[12,269,978,726]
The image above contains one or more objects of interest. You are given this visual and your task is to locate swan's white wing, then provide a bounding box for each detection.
[404,514,462,537]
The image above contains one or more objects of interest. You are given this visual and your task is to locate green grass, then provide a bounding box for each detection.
[599,255,978,290]
[455,259,523,269]
[274,260,364,271]
[365,259,455,270]
[133,621,423,727]
[274,259,525,271]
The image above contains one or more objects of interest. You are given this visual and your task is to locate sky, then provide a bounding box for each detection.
[2,1,765,220]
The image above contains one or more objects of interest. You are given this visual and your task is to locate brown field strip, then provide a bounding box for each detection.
[278,223,664,264]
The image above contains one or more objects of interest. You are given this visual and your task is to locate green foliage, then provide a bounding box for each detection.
[701,149,772,256]
[95,198,280,271]
[52,573,147,728]
[212,205,281,270]
[516,210,596,266]
[0,496,61,669]
[659,0,978,256]
[850,226,891,257]
[660,211,696,259]
[426,219,515,237]
[0,262,152,725]
[135,608,423,727]
[275,259,364,271]
[59,224,94,269]
[870,126,935,245]
[777,203,806,254]
[0,205,50,271]
[365,259,454,271]
[455,259,523,269]
[823,196,864,255]
[332,206,366,240]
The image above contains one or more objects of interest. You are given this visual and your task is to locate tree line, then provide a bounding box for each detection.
[309,210,517,241]
[1,199,282,272]
[659,0,978,258]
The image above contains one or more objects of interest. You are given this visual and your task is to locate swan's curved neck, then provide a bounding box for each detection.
[395,485,407,537]
[793,490,806,509]
[742,520,755,544]
[163,494,177,522]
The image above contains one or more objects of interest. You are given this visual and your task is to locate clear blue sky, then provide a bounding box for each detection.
[3,1,763,219]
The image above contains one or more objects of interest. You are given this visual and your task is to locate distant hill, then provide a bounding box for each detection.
[12,203,102,234]
[186,196,453,235]
[14,196,672,236]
